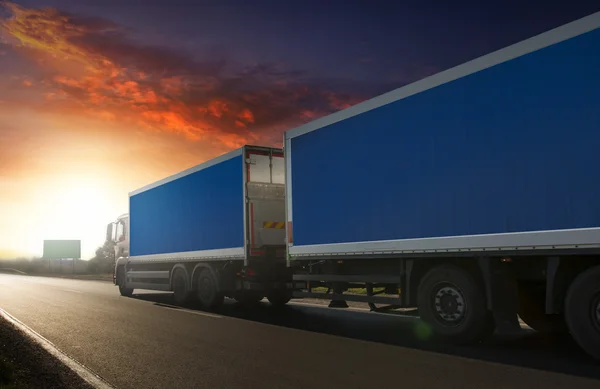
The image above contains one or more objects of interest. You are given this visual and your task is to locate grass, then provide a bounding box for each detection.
[311,286,387,295]
[0,270,114,282]
[29,273,114,282]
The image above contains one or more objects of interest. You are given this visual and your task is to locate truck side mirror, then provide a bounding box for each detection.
[106,223,114,242]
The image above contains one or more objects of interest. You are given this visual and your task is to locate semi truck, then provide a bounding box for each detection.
[107,12,600,360]
[107,146,292,307]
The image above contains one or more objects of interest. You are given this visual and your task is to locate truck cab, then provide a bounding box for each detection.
[106,213,130,285]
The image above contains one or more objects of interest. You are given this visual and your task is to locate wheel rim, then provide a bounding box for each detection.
[592,293,600,332]
[432,283,467,326]
[198,276,214,302]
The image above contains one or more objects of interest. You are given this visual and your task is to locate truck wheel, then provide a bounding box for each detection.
[517,282,567,334]
[267,291,291,308]
[117,268,133,297]
[564,266,600,360]
[172,268,192,305]
[196,268,224,310]
[418,265,491,344]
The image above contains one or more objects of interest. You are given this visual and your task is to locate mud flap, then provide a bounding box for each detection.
[478,257,521,333]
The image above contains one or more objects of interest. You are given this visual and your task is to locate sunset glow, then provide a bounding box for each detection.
[0,1,367,258]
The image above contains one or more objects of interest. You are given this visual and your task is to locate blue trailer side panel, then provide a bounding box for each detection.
[290,26,600,247]
[130,155,244,256]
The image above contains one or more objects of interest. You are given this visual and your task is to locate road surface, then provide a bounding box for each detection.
[0,274,598,389]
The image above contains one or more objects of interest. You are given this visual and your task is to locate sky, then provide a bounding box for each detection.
[1,0,599,259]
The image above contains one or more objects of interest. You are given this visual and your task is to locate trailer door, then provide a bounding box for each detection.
[246,148,286,259]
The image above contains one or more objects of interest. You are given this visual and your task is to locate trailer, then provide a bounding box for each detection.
[110,145,292,308]
[284,12,600,358]
[108,11,600,361]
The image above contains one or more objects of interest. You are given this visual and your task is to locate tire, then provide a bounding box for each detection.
[564,266,600,361]
[117,268,133,297]
[195,268,224,310]
[517,282,567,334]
[267,291,291,308]
[418,265,491,345]
[172,268,192,305]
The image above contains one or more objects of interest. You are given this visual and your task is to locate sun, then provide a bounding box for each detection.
[21,172,121,259]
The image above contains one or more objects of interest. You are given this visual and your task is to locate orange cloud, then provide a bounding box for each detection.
[323,91,364,110]
[160,76,185,94]
[0,1,366,150]
[208,99,228,118]
[85,109,116,121]
[238,108,255,124]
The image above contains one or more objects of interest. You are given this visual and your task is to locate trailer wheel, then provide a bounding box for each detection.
[418,265,490,344]
[565,266,600,361]
[517,282,567,334]
[117,267,133,297]
[172,268,192,305]
[195,268,224,310]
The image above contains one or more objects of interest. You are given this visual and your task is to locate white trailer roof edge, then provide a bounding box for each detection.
[129,147,243,197]
[284,11,600,141]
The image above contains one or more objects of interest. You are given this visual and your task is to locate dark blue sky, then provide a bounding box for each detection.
[13,0,600,89]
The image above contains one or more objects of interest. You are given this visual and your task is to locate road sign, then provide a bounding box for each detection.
[42,240,81,259]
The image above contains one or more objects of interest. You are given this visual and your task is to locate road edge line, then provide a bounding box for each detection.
[0,308,115,389]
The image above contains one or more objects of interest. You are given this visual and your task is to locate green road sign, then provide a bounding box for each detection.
[43,240,81,259]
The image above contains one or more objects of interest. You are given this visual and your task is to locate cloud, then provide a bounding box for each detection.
[0,1,369,150]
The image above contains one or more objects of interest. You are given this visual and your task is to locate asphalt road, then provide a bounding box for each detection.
[0,274,598,389]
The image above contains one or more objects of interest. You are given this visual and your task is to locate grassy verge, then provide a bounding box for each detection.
[311,286,387,295]
[0,269,27,275]
[30,273,114,282]
[0,270,114,282]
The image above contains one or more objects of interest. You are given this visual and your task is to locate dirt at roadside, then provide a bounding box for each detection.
[0,318,94,389]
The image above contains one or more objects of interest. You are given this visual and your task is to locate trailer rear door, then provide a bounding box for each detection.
[245,147,286,258]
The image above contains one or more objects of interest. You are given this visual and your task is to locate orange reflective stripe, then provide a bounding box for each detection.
[262,222,285,229]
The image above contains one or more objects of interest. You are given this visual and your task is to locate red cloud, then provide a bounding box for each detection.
[0,2,367,149]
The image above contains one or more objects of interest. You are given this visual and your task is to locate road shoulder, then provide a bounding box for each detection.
[0,310,105,389]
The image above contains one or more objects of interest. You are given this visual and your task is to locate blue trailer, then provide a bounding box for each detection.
[111,145,292,308]
[284,12,600,357]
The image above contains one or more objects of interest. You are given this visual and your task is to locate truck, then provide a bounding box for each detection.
[107,146,292,307]
[107,12,600,360]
